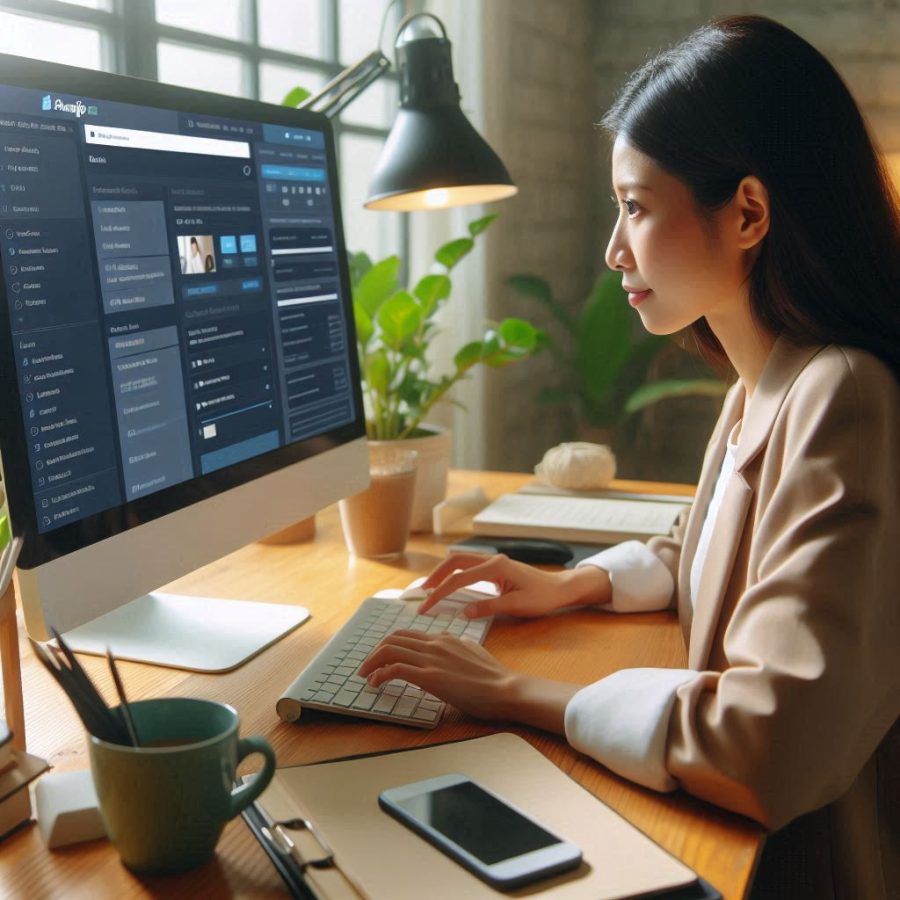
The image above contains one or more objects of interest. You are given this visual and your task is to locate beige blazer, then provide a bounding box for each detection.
[647,338,900,899]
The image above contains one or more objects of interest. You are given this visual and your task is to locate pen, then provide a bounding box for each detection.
[107,649,140,747]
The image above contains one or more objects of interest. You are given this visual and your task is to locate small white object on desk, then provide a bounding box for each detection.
[534,442,617,490]
[431,487,489,535]
[35,770,106,849]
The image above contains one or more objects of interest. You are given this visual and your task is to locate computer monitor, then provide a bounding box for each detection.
[0,54,369,671]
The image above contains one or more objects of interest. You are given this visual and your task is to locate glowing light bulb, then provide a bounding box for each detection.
[423,188,449,207]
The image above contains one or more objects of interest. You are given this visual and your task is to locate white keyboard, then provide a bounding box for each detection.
[276,595,492,729]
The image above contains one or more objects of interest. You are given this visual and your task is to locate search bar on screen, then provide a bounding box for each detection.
[84,124,250,158]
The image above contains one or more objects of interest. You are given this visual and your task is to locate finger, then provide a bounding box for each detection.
[364,662,439,692]
[420,553,493,589]
[419,557,509,613]
[357,643,431,678]
[462,599,497,619]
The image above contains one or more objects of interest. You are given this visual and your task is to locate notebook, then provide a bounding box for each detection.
[472,493,688,545]
[243,732,708,900]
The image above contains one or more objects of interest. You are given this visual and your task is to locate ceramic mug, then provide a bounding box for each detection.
[89,697,275,874]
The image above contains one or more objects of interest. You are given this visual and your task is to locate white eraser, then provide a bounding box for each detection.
[35,770,106,849]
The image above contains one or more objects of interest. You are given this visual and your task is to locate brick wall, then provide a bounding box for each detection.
[481,0,600,473]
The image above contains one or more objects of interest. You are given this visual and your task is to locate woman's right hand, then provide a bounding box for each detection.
[418,552,612,619]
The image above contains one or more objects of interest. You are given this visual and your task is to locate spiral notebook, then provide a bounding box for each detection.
[243,732,718,900]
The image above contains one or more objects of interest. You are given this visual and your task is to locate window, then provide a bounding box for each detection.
[0,0,406,263]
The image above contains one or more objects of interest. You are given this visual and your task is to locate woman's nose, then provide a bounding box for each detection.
[604,226,632,272]
[605,221,634,272]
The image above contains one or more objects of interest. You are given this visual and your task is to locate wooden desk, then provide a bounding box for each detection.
[0,471,763,899]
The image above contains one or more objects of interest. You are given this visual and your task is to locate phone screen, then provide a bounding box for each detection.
[392,780,560,864]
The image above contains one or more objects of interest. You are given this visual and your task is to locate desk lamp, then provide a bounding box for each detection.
[299,12,517,212]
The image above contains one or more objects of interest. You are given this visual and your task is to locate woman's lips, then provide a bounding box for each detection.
[627,289,652,307]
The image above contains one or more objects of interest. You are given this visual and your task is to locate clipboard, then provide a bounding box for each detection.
[242,733,723,900]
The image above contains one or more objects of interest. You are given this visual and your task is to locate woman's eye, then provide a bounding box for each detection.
[623,198,640,216]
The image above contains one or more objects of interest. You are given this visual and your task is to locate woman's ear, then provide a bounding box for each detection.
[734,175,770,250]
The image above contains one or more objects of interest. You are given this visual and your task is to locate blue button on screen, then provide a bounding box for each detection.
[240,234,257,253]
[220,235,238,254]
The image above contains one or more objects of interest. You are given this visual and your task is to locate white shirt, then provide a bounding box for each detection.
[564,427,739,791]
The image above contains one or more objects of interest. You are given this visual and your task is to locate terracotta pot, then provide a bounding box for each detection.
[369,426,452,533]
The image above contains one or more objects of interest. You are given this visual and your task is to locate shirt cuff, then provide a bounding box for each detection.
[577,540,674,612]
[565,668,698,792]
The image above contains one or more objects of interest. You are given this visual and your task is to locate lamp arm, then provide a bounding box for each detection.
[298,50,391,119]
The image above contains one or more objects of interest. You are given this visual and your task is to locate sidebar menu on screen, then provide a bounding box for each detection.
[0,116,122,531]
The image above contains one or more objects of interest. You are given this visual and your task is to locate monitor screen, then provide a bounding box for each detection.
[0,54,368,664]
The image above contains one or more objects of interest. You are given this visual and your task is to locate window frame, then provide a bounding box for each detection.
[0,0,408,260]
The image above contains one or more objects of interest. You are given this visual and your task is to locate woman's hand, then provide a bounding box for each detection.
[357,631,581,731]
[357,631,515,720]
[417,552,612,619]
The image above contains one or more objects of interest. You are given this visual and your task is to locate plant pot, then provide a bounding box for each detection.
[369,426,452,533]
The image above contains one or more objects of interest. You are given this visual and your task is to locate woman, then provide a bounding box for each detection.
[359,16,900,899]
[186,236,205,274]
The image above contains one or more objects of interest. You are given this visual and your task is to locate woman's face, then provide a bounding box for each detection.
[605,136,748,336]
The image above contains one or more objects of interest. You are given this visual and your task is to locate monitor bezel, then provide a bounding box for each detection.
[0,52,366,571]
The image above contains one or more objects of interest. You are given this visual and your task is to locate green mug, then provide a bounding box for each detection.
[89,697,276,874]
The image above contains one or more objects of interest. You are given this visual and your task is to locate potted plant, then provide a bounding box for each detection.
[507,270,727,454]
[350,214,544,529]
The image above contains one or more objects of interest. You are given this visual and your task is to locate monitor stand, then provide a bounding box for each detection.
[61,592,310,672]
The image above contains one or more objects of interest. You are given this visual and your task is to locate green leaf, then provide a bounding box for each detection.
[282,86,312,107]
[536,386,572,405]
[435,237,474,270]
[348,251,373,288]
[413,274,451,318]
[364,351,390,396]
[498,317,541,351]
[377,291,421,350]
[454,341,484,371]
[574,271,633,412]
[507,274,578,334]
[506,274,553,305]
[353,302,373,346]
[468,214,498,237]
[624,378,728,415]
[355,255,399,318]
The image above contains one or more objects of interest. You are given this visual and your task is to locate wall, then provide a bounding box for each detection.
[480,0,601,474]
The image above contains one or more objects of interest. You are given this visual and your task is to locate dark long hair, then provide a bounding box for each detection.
[601,15,900,378]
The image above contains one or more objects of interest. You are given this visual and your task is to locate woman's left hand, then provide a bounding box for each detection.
[357,631,515,720]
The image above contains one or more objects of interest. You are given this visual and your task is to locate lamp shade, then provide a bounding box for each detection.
[364,14,517,211]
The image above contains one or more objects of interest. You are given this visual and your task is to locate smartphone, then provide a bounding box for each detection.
[378,773,583,891]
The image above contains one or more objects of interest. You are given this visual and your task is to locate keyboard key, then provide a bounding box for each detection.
[326,674,346,686]
[335,665,356,676]
[352,692,378,711]
[411,706,440,722]
[418,699,441,711]
[373,693,399,714]
[313,690,337,703]
[393,696,418,717]
[332,690,359,707]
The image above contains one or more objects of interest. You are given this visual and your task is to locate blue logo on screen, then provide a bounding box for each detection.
[41,95,52,111]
